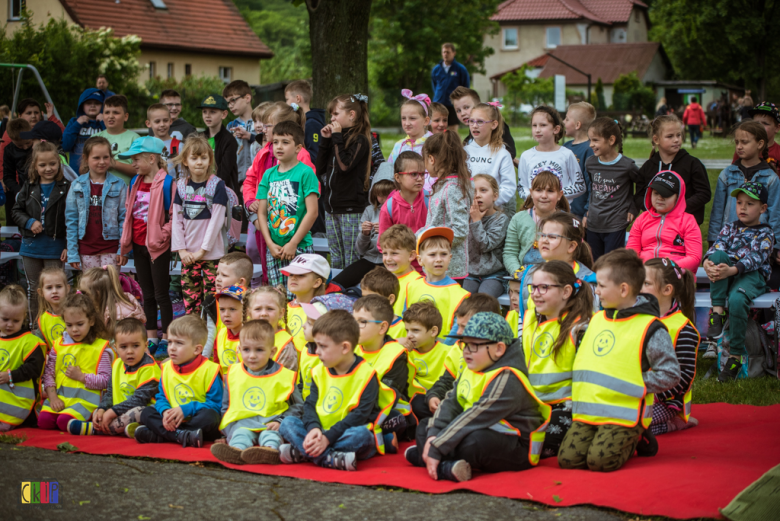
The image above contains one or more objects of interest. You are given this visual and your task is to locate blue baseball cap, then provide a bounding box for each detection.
[117,136,165,159]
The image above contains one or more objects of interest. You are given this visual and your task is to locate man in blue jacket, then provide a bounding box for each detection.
[62,88,106,172]
[431,43,470,132]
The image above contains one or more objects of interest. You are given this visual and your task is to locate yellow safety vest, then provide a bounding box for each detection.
[220,363,297,431]
[506,309,519,338]
[443,342,465,379]
[572,311,657,428]
[312,359,395,454]
[355,342,414,415]
[274,330,294,362]
[286,303,308,354]
[405,279,470,340]
[387,317,406,339]
[161,358,221,409]
[41,337,110,421]
[409,342,448,391]
[111,358,161,406]
[522,311,577,404]
[298,344,321,401]
[659,311,699,422]
[394,270,422,319]
[38,312,66,353]
[456,365,551,466]
[0,333,43,426]
[215,328,242,376]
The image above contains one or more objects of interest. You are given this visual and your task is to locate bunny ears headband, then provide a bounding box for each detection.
[402,89,431,116]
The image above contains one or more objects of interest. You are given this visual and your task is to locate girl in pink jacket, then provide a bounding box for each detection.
[627,170,702,271]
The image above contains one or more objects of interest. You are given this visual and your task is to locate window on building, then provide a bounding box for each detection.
[149,61,157,80]
[150,0,167,9]
[219,67,232,84]
[503,28,518,50]
[167,63,174,79]
[546,27,561,48]
[9,0,26,20]
[610,28,627,43]
[185,64,192,77]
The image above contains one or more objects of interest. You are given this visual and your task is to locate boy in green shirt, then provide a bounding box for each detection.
[96,95,139,185]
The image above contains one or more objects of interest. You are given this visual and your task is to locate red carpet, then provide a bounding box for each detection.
[13,403,780,519]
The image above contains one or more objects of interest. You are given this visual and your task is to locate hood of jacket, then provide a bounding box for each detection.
[605,293,660,321]
[76,88,105,118]
[371,162,395,194]
[647,148,697,173]
[644,170,687,218]
[306,108,326,127]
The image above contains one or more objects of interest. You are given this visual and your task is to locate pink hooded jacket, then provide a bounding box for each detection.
[627,170,702,271]
[120,169,175,261]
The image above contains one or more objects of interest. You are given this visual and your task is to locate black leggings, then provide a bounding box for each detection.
[332,258,382,290]
[132,243,172,334]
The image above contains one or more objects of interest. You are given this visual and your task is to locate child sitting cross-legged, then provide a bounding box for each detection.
[67,318,161,437]
[406,312,551,482]
[360,266,405,339]
[135,316,223,447]
[211,319,302,466]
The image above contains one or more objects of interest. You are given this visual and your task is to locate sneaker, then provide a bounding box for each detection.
[241,446,282,465]
[175,428,203,448]
[66,419,94,436]
[323,451,357,471]
[147,339,158,355]
[210,443,244,465]
[134,425,162,444]
[404,445,423,467]
[718,356,743,382]
[124,422,140,439]
[437,460,472,482]
[702,342,718,359]
[154,339,169,360]
[636,429,658,457]
[707,312,727,339]
[279,443,305,464]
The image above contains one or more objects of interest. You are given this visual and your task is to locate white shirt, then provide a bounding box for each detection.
[517,146,585,201]
[464,141,517,207]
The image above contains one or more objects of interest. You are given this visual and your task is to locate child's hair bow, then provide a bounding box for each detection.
[401,89,431,116]
[487,101,504,109]
[351,93,368,103]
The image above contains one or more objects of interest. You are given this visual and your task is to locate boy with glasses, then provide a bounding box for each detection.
[158,89,196,141]
[224,80,256,186]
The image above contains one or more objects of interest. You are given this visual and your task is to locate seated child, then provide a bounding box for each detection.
[80,266,145,339]
[377,153,428,261]
[405,227,470,343]
[245,287,298,371]
[39,293,111,431]
[559,249,681,472]
[36,267,70,352]
[402,302,448,422]
[627,171,702,271]
[465,174,510,298]
[67,318,160,437]
[380,225,422,321]
[279,310,388,470]
[505,271,522,337]
[406,313,549,482]
[214,286,246,376]
[282,254,330,353]
[0,286,45,431]
[211,319,302,465]
[360,266,405,339]
[703,182,774,381]
[135,316,223,447]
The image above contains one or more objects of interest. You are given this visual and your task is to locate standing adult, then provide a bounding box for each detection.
[431,43,470,132]
[682,96,707,149]
[96,75,115,98]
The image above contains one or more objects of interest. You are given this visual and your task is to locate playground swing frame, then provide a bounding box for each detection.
[1,63,61,121]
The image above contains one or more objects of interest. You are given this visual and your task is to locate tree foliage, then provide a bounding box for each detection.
[612,72,656,116]
[145,75,234,128]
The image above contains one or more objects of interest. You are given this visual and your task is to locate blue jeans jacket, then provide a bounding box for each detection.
[707,164,780,245]
[65,172,127,263]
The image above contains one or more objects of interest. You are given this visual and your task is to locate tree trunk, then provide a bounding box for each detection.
[307,0,372,108]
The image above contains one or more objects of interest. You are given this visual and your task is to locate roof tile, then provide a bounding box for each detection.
[492,0,646,24]
[537,42,660,84]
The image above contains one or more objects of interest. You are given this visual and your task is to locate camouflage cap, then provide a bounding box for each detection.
[448,312,514,345]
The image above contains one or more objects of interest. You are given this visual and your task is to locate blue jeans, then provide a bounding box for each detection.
[688,124,701,145]
[279,416,376,466]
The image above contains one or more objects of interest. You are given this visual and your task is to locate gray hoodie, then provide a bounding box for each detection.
[355,164,395,264]
[467,211,510,277]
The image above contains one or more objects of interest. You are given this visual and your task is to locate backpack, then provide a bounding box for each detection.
[175,175,240,248]
[131,174,174,212]
[717,310,778,379]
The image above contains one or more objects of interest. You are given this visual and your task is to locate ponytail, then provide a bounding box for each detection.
[538,211,593,269]
[644,258,696,323]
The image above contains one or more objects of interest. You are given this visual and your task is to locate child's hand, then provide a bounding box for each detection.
[233,127,251,140]
[93,408,105,429]
[249,200,261,213]
[321,125,333,139]
[193,249,206,262]
[361,221,373,236]
[60,250,68,262]
[180,250,194,266]
[100,409,117,431]
[267,243,283,259]
[76,115,89,125]
[70,262,81,271]
[0,371,9,385]
[427,455,440,480]
[428,397,441,413]
[469,199,486,222]
[627,212,635,222]
[30,221,43,234]
[279,242,298,261]
[396,337,413,350]
[266,421,280,431]
[44,102,54,117]
[582,216,587,229]
[163,407,184,431]
[304,429,329,457]
[330,121,342,134]
[49,396,65,412]
[65,365,85,383]
[116,255,128,267]
[422,436,435,462]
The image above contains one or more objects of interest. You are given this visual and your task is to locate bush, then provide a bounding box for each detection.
[144,76,235,129]
[612,72,655,117]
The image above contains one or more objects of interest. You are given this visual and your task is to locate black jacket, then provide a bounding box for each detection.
[12,179,70,239]
[3,141,31,197]
[316,126,370,214]
[202,125,239,200]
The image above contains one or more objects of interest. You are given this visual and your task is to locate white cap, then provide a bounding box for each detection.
[280,254,330,279]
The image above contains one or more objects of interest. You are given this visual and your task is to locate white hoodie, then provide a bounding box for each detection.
[464,141,517,208]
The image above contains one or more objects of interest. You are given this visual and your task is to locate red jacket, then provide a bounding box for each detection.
[120,169,175,260]
[682,103,707,127]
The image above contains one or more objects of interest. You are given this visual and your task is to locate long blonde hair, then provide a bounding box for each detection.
[473,174,500,212]
[245,286,288,332]
[79,266,134,337]
[471,103,505,153]
[36,267,69,322]
[28,141,64,184]
[173,135,216,178]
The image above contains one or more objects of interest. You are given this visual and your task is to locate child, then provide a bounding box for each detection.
[463,102,516,212]
[627,171,702,271]
[284,80,327,163]
[19,120,76,181]
[199,94,239,196]
[296,301,327,400]
[387,90,433,168]
[214,285,246,376]
[212,319,302,465]
[316,94,373,270]
[380,225,422,319]
[159,89,197,141]
[360,266,405,339]
[11,141,70,322]
[682,96,707,149]
[3,118,32,209]
[145,104,179,177]
[704,182,774,381]
[405,227,470,341]
[708,121,780,249]
[506,271,522,337]
[36,267,69,351]
[0,285,45,431]
[635,115,711,225]
[96,95,139,185]
[524,261,593,457]
[429,103,449,135]
[223,80,256,187]
[202,252,254,359]
[118,136,175,352]
[135,315,223,447]
[245,287,298,370]
[517,106,584,202]
[503,171,571,273]
[171,136,231,316]
[332,166,395,289]
[66,318,161,437]
[422,132,473,279]
[732,101,780,167]
[80,266,145,337]
[643,258,699,434]
[449,86,517,159]
[559,249,681,472]
[407,312,550,482]
[278,310,388,470]
[584,117,641,260]
[39,292,112,431]
[465,174,509,297]
[250,102,272,160]
[402,301,447,422]
[62,88,105,173]
[64,136,127,270]
[562,101,596,221]
[283,254,331,352]
[253,121,320,291]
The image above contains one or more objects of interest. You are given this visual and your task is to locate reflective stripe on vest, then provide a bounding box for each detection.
[215,328,241,376]
[409,341,448,391]
[660,311,699,422]
[38,312,65,353]
[220,363,297,431]
[0,332,42,425]
[572,311,657,428]
[356,342,414,414]
[522,310,576,404]
[298,347,321,401]
[286,304,308,354]
[161,358,221,409]
[274,331,293,362]
[405,279,470,340]
[456,366,551,466]
[111,358,161,405]
[41,337,109,421]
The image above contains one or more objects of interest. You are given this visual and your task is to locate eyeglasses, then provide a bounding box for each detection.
[527,283,563,295]
[356,319,384,329]
[226,96,243,106]
[463,341,495,354]
[536,232,571,243]
[397,171,426,179]
[468,119,494,127]
[163,103,182,108]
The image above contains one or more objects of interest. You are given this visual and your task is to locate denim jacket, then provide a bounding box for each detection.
[707,164,780,246]
[65,172,127,263]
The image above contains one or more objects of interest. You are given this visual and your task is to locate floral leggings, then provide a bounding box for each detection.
[181,260,218,316]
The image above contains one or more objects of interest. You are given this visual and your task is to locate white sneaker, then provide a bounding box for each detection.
[702,342,718,359]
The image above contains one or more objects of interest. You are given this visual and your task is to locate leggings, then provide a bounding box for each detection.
[332,258,382,290]
[21,256,63,329]
[132,243,173,334]
[462,277,506,298]
[180,260,218,316]
[38,411,77,431]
